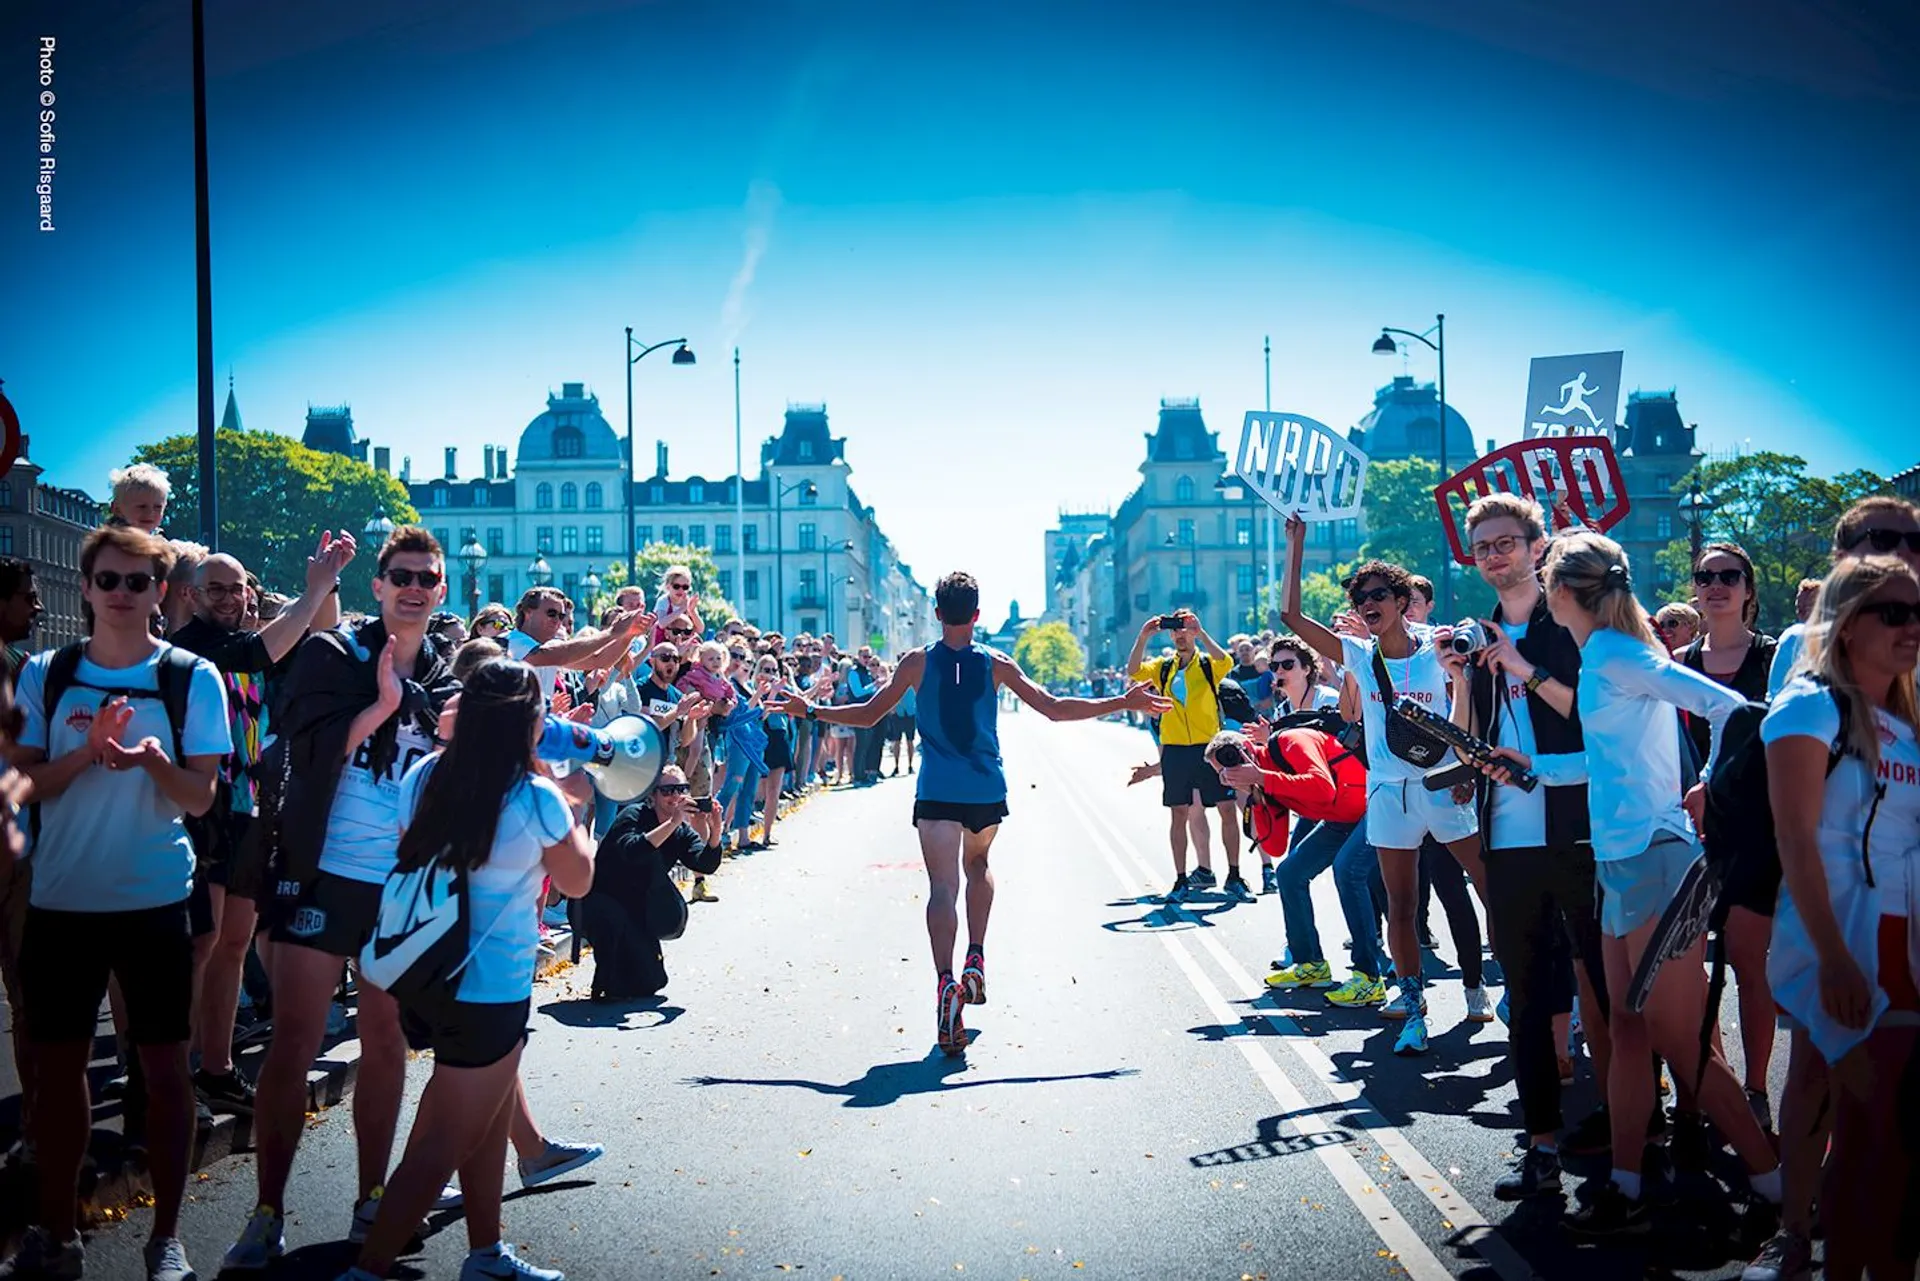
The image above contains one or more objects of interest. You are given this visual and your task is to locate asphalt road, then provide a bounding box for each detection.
[86,714,1786,1281]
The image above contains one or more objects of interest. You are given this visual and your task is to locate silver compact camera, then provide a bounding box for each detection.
[1444,619,1490,656]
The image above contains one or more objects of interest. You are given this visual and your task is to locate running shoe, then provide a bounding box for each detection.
[1223,873,1255,903]
[1264,961,1336,989]
[1188,866,1218,890]
[143,1237,194,1281]
[960,952,987,1005]
[1324,973,1387,1007]
[1381,986,1428,1020]
[1565,1182,1650,1239]
[1260,865,1279,896]
[690,878,719,903]
[1742,1228,1812,1281]
[519,1139,606,1189]
[1463,986,1495,1023]
[1493,1146,1563,1201]
[936,977,967,1056]
[1561,1106,1613,1157]
[1164,875,1191,905]
[435,1178,464,1212]
[0,1228,84,1280]
[222,1206,286,1272]
[194,1066,257,1116]
[460,1243,565,1281]
[1393,1013,1429,1057]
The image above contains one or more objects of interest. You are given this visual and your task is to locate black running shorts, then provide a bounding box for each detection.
[269,870,384,958]
[912,799,1010,834]
[401,992,530,1069]
[1160,743,1234,809]
[20,900,194,1045]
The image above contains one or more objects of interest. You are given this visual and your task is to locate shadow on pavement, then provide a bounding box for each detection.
[1188,1112,1358,1168]
[1101,897,1236,933]
[537,997,685,1030]
[683,1052,1140,1109]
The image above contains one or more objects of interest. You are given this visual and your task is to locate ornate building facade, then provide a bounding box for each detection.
[0,435,98,650]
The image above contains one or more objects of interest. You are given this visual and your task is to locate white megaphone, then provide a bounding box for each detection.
[536,714,670,802]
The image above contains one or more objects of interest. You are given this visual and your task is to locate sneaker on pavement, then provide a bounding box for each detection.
[1494,1146,1563,1201]
[1381,986,1428,1020]
[936,977,966,1055]
[1223,873,1255,902]
[1164,875,1191,905]
[1324,973,1387,1007]
[1560,1106,1613,1158]
[194,1066,256,1116]
[519,1139,606,1189]
[1742,1228,1812,1281]
[1463,986,1495,1023]
[1188,866,1218,890]
[960,952,987,1005]
[143,1236,194,1281]
[1565,1181,1651,1239]
[1265,961,1336,990]
[689,878,719,904]
[1393,1013,1430,1057]
[460,1243,564,1281]
[222,1206,286,1272]
[434,1179,465,1212]
[0,1227,84,1280]
[1260,865,1279,896]
[1746,1086,1774,1134]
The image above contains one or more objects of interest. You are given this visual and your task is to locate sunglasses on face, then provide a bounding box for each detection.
[381,568,444,589]
[650,652,678,663]
[91,570,157,593]
[668,626,695,637]
[668,582,691,592]
[1273,657,1299,671]
[1692,568,1746,588]
[1849,528,1920,555]
[655,782,690,795]
[729,651,747,661]
[1860,600,1920,628]
[1469,534,1525,560]
[541,607,565,621]
[1350,586,1394,606]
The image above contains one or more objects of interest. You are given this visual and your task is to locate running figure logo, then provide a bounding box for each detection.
[1540,371,1602,430]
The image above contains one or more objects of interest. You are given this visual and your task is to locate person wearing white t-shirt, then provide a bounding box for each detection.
[1746,556,1920,1281]
[1281,515,1483,1060]
[504,588,650,703]
[11,526,230,1281]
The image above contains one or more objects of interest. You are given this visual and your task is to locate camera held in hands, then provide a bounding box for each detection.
[1156,613,1186,630]
[1446,619,1490,657]
[1204,732,1249,772]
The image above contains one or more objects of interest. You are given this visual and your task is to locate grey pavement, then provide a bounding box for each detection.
[74,715,1787,1281]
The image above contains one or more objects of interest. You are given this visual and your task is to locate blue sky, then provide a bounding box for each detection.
[6,0,1916,616]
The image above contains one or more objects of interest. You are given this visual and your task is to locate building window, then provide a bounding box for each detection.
[743,525,759,551]
[560,526,579,553]
[487,527,504,555]
[714,524,733,553]
[585,525,604,553]
[0,526,11,554]
[799,568,819,598]
[432,487,450,508]
[563,572,579,601]
[1177,518,1195,546]
[536,483,553,510]
[472,482,490,506]
[689,482,705,504]
[801,615,818,633]
[1340,517,1359,544]
[1178,564,1196,593]
[649,484,665,504]
[560,482,577,510]
[1235,518,1252,547]
[487,573,504,603]
[798,522,817,551]
[433,528,451,553]
[689,524,706,547]
[585,482,602,510]
[1656,474,1673,493]
[662,525,682,545]
[745,570,760,601]
[0,483,11,510]
[554,426,583,459]
[1175,475,1195,503]
[799,486,817,506]
[1652,432,1665,449]
[718,570,733,600]
[1656,514,1674,538]
[1237,564,1255,594]
[635,524,652,547]
[536,525,554,553]
[798,441,815,462]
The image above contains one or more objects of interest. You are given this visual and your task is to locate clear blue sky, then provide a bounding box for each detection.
[6,0,1916,616]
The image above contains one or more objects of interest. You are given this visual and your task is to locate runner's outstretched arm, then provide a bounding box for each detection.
[776,649,923,730]
[992,655,1172,722]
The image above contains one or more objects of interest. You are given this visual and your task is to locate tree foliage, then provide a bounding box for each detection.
[1013,620,1087,689]
[593,544,737,628]
[127,430,417,611]
[1652,452,1888,632]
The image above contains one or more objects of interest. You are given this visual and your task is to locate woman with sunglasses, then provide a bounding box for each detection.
[1770,497,1920,698]
[755,656,797,846]
[1676,542,1781,1133]
[1748,555,1920,1281]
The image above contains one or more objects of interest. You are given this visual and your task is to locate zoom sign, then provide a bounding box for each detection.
[1233,411,1369,522]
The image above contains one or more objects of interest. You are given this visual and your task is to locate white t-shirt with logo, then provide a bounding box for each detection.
[1339,632,1455,785]
[18,646,231,912]
[398,758,574,1004]
[1487,621,1547,850]
[320,719,436,884]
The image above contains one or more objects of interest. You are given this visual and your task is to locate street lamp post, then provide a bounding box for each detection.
[1679,474,1716,563]
[527,550,553,589]
[457,531,489,621]
[583,569,603,620]
[192,0,218,549]
[624,328,696,585]
[364,508,394,542]
[1373,313,1450,616]
[772,479,816,633]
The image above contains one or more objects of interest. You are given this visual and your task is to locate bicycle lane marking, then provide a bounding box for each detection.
[1047,758,1542,1281]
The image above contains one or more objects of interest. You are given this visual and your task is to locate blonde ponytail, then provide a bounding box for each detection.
[1801,555,1920,770]
[1542,531,1658,649]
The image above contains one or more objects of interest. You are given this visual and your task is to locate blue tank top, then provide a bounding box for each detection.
[915,641,1005,804]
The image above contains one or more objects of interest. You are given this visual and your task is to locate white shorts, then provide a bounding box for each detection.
[1364,780,1478,850]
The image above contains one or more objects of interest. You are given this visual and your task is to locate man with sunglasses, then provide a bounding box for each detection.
[12,526,231,1281]
[1768,496,1920,696]
[507,588,648,695]
[168,535,355,1121]
[225,527,463,1273]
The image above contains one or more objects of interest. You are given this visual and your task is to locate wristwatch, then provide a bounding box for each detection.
[806,704,819,722]
[1523,671,1547,694]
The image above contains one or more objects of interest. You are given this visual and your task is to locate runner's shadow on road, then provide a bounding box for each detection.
[538,997,685,1030]
[1323,1026,1511,1128]
[684,1052,1140,1109]
[1102,897,1235,932]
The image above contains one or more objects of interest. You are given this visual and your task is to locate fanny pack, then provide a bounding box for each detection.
[1371,648,1448,770]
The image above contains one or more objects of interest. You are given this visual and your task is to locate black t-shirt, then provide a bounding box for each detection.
[636,678,680,721]
[169,616,273,675]
[1679,631,1777,764]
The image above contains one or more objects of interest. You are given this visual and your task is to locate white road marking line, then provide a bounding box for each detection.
[1049,756,1543,1281]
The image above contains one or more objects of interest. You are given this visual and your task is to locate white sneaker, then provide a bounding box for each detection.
[1464,986,1495,1023]
[144,1237,195,1281]
[435,1178,465,1212]
[0,1227,84,1280]
[222,1206,286,1272]
[1381,986,1427,1020]
[460,1243,564,1281]
[349,1187,384,1244]
[519,1139,606,1188]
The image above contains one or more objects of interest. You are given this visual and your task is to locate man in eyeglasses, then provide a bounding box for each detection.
[168,535,354,1123]
[13,525,231,1281]
[1768,495,1920,696]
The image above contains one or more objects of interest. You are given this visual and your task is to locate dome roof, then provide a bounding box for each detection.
[1350,376,1475,465]
[516,383,621,464]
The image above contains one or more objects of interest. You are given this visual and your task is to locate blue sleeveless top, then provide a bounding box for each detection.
[915,641,1005,804]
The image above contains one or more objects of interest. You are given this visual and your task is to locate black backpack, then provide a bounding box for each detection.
[1701,683,1854,878]
[30,643,198,843]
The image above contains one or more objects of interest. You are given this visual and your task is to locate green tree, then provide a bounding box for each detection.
[127,430,417,611]
[1653,453,1888,632]
[1013,620,1087,689]
[593,544,737,627]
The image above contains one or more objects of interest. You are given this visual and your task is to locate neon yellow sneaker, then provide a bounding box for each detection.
[1324,972,1388,1007]
[1264,960,1336,989]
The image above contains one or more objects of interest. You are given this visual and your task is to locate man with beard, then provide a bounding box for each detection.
[168,534,353,1118]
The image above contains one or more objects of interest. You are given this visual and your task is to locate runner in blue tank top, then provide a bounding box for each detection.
[777,572,1169,1054]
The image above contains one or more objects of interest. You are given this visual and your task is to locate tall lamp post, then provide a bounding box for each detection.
[733,348,745,619]
[527,550,553,590]
[1679,474,1716,563]
[457,531,489,621]
[624,328,696,584]
[582,570,603,620]
[192,0,218,548]
[364,508,394,542]
[1215,476,1259,629]
[772,479,816,633]
[1373,313,1450,616]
